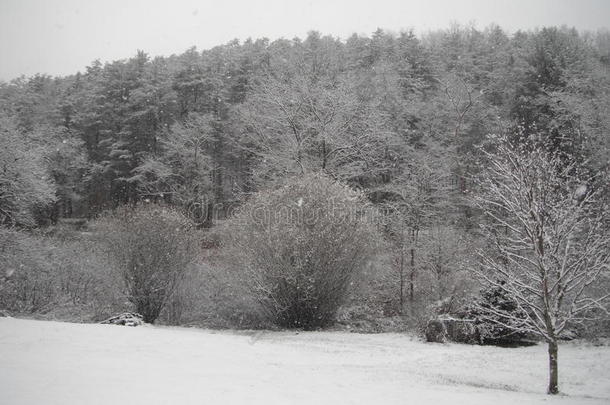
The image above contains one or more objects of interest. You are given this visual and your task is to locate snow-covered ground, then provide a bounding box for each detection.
[0,318,609,405]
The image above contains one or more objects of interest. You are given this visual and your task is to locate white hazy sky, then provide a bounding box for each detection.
[0,0,608,81]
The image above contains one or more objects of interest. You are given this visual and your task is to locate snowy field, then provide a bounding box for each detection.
[0,318,609,405]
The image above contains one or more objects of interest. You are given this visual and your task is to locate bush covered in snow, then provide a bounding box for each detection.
[222,174,379,330]
[95,205,197,324]
[0,226,121,318]
[470,285,530,346]
[424,286,531,346]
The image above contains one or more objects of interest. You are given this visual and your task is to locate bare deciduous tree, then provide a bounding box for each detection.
[0,115,56,226]
[422,225,471,303]
[474,134,610,394]
[130,113,215,206]
[237,71,397,186]
[382,149,451,313]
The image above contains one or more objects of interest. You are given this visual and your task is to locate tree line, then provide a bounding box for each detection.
[1,25,608,227]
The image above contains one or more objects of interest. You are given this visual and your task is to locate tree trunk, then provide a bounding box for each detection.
[321,139,327,170]
[547,339,559,394]
[399,247,405,313]
[409,247,415,304]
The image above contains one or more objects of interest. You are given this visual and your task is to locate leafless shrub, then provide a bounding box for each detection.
[0,226,119,319]
[221,173,380,330]
[95,204,197,324]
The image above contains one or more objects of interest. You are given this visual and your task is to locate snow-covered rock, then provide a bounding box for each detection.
[100,312,144,326]
[425,317,480,344]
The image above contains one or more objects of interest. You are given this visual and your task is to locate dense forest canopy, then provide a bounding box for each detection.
[1,25,608,227]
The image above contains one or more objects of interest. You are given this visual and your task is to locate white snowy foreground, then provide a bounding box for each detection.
[1,318,609,405]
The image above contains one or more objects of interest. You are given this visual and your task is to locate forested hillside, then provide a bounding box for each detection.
[1,25,609,332]
[2,25,608,223]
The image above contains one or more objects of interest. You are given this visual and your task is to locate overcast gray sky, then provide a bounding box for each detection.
[0,0,608,81]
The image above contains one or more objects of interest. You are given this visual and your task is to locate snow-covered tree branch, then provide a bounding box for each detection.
[474,133,610,394]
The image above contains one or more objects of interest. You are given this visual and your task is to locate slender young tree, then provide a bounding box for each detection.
[382,148,451,312]
[474,134,609,394]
